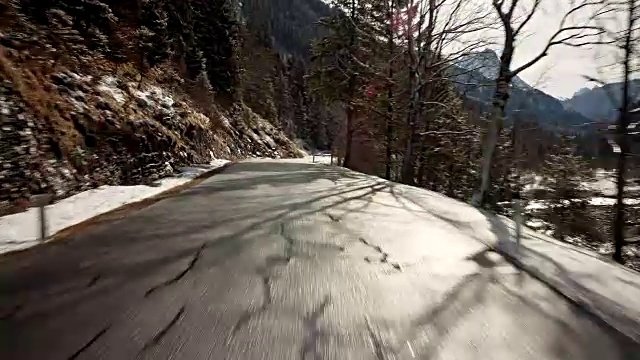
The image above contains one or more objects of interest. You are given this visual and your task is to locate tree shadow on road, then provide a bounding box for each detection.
[394,246,638,360]
[483,214,640,347]
[371,183,640,358]
[4,161,640,359]
[0,161,390,328]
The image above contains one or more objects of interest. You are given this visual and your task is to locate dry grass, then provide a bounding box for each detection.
[0,47,81,154]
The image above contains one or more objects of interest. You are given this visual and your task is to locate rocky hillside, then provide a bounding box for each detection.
[0,0,303,210]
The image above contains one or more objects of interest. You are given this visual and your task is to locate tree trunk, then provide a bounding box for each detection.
[385,100,393,178]
[400,0,418,185]
[401,0,435,185]
[343,0,357,169]
[613,0,635,264]
[384,0,395,180]
[446,161,455,197]
[401,114,419,184]
[472,44,513,206]
[343,106,355,168]
[416,144,427,186]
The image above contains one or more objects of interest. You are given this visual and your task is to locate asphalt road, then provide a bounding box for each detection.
[1,159,639,360]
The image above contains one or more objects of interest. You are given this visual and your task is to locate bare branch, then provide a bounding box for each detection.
[514,0,542,36]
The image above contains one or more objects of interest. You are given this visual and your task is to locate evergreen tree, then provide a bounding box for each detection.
[533,136,601,243]
[309,0,378,167]
[191,0,242,101]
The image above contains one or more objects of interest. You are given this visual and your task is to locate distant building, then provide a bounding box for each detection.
[604,107,640,154]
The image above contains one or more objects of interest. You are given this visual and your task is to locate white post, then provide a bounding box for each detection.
[32,194,53,241]
[513,193,522,257]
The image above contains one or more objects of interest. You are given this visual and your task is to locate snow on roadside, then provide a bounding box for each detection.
[589,197,640,206]
[0,159,230,254]
[364,173,640,342]
[492,219,640,343]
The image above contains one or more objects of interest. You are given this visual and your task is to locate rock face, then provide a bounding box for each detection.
[0,67,302,207]
[0,1,303,209]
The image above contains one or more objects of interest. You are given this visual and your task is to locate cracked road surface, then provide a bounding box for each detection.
[1,159,640,359]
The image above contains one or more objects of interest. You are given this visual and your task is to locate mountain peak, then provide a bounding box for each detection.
[456,49,534,91]
[572,87,592,97]
[478,48,499,58]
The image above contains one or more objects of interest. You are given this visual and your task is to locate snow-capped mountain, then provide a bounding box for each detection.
[450,49,592,130]
[572,87,593,97]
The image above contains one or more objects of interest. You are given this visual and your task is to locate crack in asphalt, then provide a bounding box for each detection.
[321,212,400,270]
[145,244,205,297]
[140,305,186,353]
[230,273,274,336]
[280,220,344,257]
[229,247,295,338]
[326,213,341,223]
[359,238,402,271]
[68,324,111,359]
[1,274,100,323]
[279,222,296,262]
[365,318,388,360]
[87,274,101,288]
[301,295,331,360]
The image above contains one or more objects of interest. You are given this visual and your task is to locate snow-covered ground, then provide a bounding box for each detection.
[0,159,229,254]
[581,169,640,196]
[380,176,640,344]
[497,221,640,343]
[314,160,640,341]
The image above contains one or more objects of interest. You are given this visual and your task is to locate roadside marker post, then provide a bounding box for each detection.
[32,194,54,241]
[513,191,522,257]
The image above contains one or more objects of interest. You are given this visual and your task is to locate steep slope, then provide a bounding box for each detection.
[563,80,640,122]
[239,0,337,151]
[241,0,332,57]
[453,49,592,130]
[0,0,302,208]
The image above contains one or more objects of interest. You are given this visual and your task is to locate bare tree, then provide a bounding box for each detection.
[399,0,495,184]
[472,0,609,206]
[592,0,640,263]
[309,0,376,168]
[383,0,397,179]
[610,0,638,263]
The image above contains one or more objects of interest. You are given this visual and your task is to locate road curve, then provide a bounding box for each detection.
[1,159,639,359]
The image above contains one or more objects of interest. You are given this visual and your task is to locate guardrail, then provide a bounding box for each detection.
[311,152,335,165]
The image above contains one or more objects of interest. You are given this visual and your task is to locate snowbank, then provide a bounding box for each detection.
[362,178,640,344]
[0,159,230,254]
[491,217,640,343]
